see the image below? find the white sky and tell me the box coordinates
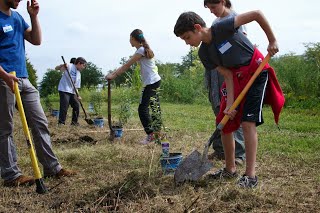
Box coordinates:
[16,0,320,82]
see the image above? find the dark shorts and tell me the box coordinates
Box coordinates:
[242,70,268,126]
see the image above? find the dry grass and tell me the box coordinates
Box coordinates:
[0,105,319,213]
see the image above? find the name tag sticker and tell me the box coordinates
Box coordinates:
[3,25,13,33]
[218,41,232,54]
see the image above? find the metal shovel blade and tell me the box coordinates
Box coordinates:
[174,130,219,184]
[174,146,213,184]
[85,118,94,125]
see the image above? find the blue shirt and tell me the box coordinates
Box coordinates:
[0,10,29,77]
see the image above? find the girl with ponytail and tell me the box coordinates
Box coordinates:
[106,29,162,144]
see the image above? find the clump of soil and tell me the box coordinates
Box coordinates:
[79,135,97,144]
[53,135,97,145]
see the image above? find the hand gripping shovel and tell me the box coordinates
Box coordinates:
[107,79,115,141]
[61,56,94,125]
[11,72,47,194]
[174,54,271,184]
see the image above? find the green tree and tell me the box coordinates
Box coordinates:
[177,47,199,75]
[81,62,104,88]
[26,57,38,88]
[110,57,137,87]
[159,48,206,103]
[304,42,320,97]
[39,69,62,97]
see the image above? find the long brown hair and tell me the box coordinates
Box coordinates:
[204,0,232,9]
[130,29,154,59]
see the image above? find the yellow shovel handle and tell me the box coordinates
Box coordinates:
[10,71,42,179]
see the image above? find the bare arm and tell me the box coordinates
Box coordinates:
[234,10,278,56]
[216,66,234,112]
[55,64,67,71]
[24,0,41,45]
[106,53,142,80]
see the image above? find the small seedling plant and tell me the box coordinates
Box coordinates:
[150,88,166,145]
[90,91,104,119]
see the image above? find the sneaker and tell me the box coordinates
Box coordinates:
[3,175,35,187]
[140,133,155,145]
[237,175,258,188]
[208,151,225,160]
[208,168,238,180]
[44,168,77,179]
[58,121,65,125]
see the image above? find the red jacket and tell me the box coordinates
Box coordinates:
[216,49,285,134]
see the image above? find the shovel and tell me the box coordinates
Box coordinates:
[11,72,48,194]
[107,79,115,141]
[61,56,94,125]
[174,54,271,184]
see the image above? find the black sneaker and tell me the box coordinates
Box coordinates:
[208,168,238,180]
[237,175,258,188]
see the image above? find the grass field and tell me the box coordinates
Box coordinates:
[0,103,319,212]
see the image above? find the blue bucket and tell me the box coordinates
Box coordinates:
[51,109,59,118]
[114,127,123,138]
[94,118,104,128]
[160,153,183,175]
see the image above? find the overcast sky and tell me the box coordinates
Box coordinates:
[16,0,320,82]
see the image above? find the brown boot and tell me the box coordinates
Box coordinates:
[44,168,77,179]
[56,168,77,178]
[4,175,35,187]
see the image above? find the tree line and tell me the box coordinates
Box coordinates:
[26,42,320,108]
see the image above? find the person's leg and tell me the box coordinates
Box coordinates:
[221,132,236,173]
[210,106,225,158]
[58,91,70,125]
[242,122,257,177]
[237,70,268,187]
[138,81,161,135]
[233,126,246,161]
[0,80,22,181]
[210,69,225,156]
[149,81,162,132]
[138,87,152,135]
[69,94,80,125]
[209,132,238,179]
[20,79,62,176]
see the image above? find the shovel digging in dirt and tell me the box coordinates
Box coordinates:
[174,54,271,184]
[11,72,47,194]
[61,56,94,125]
